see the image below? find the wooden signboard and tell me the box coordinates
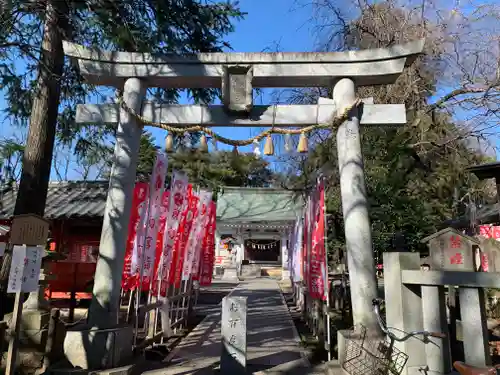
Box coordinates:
[422,228,480,272]
[10,214,49,246]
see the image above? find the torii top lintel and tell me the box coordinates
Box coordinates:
[62,39,425,89]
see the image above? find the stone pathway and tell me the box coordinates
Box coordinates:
[142,278,319,375]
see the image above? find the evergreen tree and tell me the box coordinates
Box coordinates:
[0,138,24,184]
[282,2,496,265]
[0,0,244,317]
[134,131,275,189]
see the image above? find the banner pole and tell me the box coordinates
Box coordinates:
[134,197,151,347]
[321,176,332,360]
[134,152,167,347]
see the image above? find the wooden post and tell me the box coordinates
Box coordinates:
[5,291,24,375]
[69,263,78,322]
[126,290,135,323]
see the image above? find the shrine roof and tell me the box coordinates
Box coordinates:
[442,202,500,229]
[421,227,479,244]
[216,186,303,223]
[0,181,109,220]
[466,161,500,180]
[0,182,304,223]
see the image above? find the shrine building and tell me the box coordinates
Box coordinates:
[0,182,303,298]
[215,187,303,278]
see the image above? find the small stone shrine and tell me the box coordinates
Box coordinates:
[421,227,480,272]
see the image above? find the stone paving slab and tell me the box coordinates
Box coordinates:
[142,278,313,375]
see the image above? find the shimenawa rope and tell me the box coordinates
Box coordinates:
[116,96,362,147]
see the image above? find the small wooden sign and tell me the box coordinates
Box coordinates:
[10,214,50,246]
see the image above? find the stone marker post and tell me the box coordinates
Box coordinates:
[382,252,426,375]
[423,228,488,369]
[333,78,379,334]
[421,277,452,375]
[221,296,247,374]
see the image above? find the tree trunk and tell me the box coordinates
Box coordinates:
[0,0,69,319]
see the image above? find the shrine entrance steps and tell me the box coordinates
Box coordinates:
[142,279,321,374]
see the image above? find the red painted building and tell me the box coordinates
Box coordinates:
[0,181,108,299]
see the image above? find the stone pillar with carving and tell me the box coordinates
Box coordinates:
[63,78,147,370]
[334,78,379,334]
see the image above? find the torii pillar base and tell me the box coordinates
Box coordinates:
[63,324,134,370]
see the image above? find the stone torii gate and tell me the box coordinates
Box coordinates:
[62,40,424,366]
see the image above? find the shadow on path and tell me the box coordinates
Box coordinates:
[142,279,328,374]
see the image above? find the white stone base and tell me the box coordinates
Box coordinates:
[63,325,134,370]
[337,330,351,366]
[221,267,238,281]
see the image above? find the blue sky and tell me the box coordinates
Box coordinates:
[147,0,316,155]
[1,0,496,180]
[0,0,316,180]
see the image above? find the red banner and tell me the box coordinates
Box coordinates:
[185,192,213,281]
[138,152,168,290]
[169,193,199,288]
[198,201,216,285]
[308,181,326,300]
[302,200,309,287]
[151,191,170,294]
[157,173,189,296]
[122,182,149,291]
[480,225,500,240]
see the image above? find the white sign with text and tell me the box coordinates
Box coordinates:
[7,245,43,293]
[22,246,43,292]
[7,245,26,293]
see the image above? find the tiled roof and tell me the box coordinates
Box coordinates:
[0,182,304,223]
[216,187,303,223]
[0,181,109,219]
[442,202,500,228]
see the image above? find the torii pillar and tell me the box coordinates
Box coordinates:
[63,40,424,368]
